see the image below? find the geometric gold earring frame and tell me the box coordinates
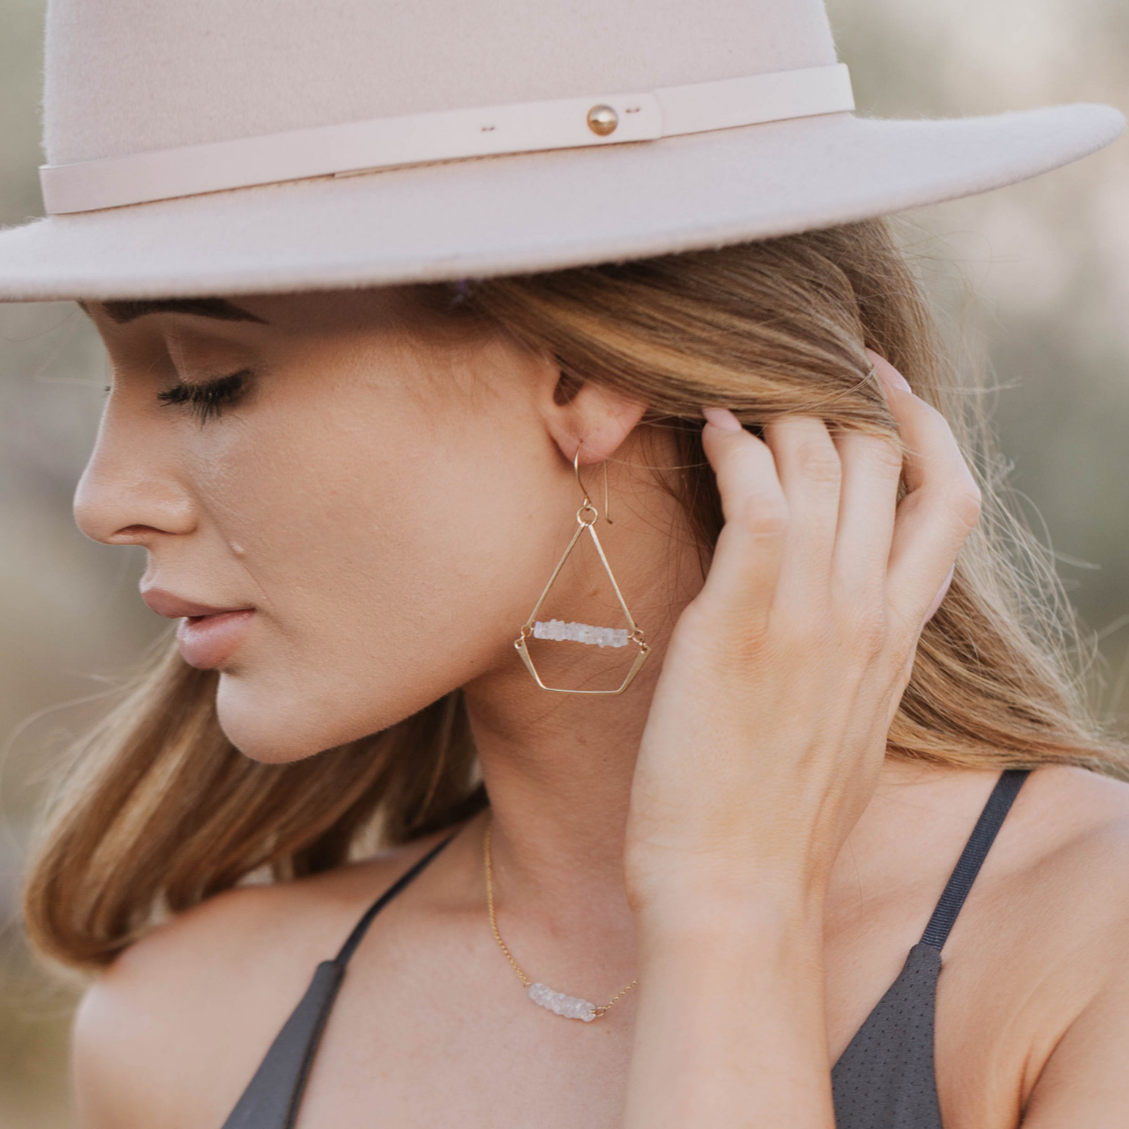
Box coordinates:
[514,444,650,695]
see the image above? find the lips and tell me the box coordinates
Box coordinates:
[141,588,252,619]
[142,587,256,669]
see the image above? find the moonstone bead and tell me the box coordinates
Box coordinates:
[528,982,597,1022]
[532,619,629,648]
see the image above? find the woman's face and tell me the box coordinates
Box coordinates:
[76,289,679,762]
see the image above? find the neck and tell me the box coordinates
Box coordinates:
[464,609,675,919]
[460,660,666,996]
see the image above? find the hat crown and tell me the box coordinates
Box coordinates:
[44,0,838,165]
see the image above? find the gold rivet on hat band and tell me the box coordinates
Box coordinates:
[587,104,619,136]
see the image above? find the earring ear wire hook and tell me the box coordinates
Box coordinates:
[573,443,590,506]
[573,441,613,524]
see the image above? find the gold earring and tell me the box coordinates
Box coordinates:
[514,444,650,695]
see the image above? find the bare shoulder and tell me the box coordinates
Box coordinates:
[988,765,1129,1012]
[1000,765,1129,924]
[1003,768,1129,1120]
[72,834,452,1129]
[1015,764,1129,875]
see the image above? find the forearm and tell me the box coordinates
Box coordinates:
[622,894,834,1129]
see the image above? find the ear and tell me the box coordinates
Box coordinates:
[538,362,650,466]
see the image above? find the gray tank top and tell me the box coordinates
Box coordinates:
[220,769,1029,1129]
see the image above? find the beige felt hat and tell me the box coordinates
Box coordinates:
[0,0,1124,302]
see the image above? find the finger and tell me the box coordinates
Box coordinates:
[924,564,955,624]
[698,410,788,633]
[760,415,842,586]
[830,428,903,601]
[872,360,982,626]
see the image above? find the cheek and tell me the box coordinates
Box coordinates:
[191,393,548,760]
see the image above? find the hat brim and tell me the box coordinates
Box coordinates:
[0,104,1123,302]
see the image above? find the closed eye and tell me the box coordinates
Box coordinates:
[157,370,251,422]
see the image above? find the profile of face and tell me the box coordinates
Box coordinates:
[76,289,693,762]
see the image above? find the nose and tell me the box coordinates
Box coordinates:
[73,401,197,546]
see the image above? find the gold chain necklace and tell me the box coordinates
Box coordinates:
[483,820,637,1022]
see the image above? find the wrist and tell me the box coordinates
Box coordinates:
[627,850,830,925]
[630,881,826,953]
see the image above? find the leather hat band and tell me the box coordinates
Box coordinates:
[39,63,854,215]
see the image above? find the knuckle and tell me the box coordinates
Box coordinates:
[948,480,983,531]
[718,440,771,490]
[738,492,789,537]
[728,612,775,657]
[796,442,842,484]
[869,437,904,476]
[916,399,948,428]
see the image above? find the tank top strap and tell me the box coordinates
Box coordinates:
[918,768,1030,951]
[333,831,459,966]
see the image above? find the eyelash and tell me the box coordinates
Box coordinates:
[157,370,251,422]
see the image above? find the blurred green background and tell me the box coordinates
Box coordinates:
[1,0,1127,1124]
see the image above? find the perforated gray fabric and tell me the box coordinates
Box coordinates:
[831,943,942,1128]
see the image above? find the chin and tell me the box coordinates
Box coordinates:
[212,669,414,763]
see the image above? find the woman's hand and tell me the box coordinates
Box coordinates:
[625,350,981,914]
[620,353,981,1128]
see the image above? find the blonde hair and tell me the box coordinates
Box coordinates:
[24,217,1127,970]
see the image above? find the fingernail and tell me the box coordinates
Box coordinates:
[702,407,743,432]
[873,361,911,392]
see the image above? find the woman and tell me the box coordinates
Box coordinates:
[4,0,1129,1126]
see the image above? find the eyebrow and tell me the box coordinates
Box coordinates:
[92,298,268,324]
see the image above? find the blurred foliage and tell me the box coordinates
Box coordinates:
[0,0,1127,1125]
